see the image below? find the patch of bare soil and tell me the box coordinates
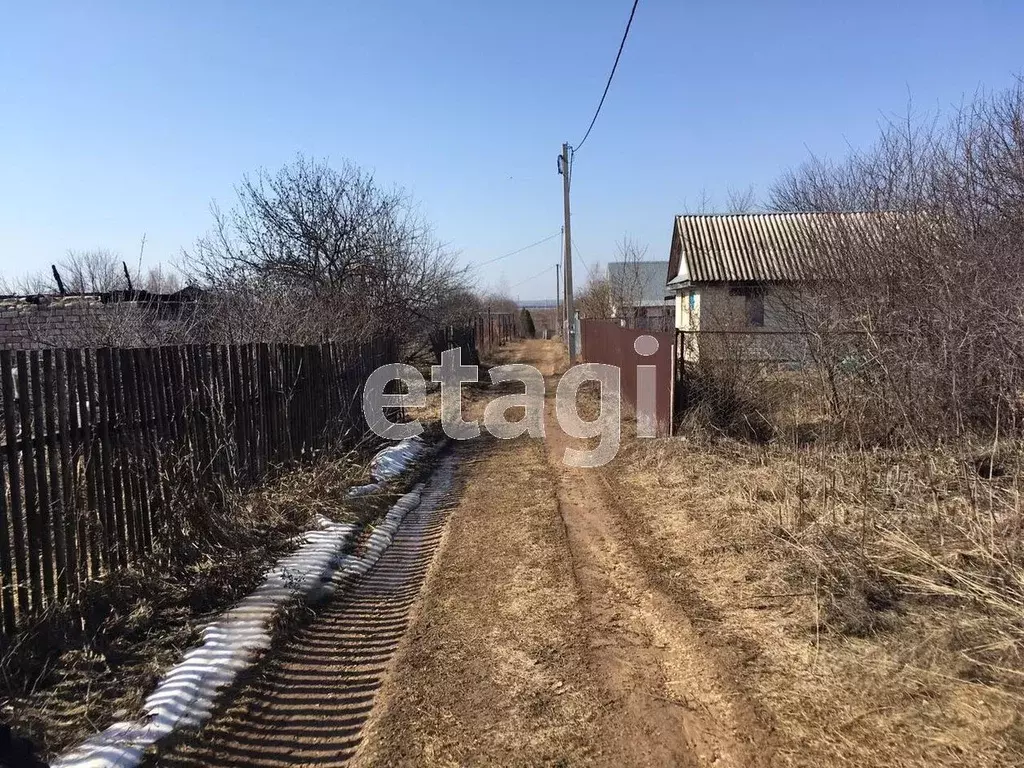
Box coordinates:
[543,380,774,767]
[354,435,605,767]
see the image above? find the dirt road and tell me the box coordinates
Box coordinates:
[355,340,771,767]
[154,340,771,767]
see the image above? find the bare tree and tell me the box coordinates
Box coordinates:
[57,249,124,293]
[0,271,50,295]
[726,185,759,213]
[0,249,127,295]
[183,155,468,348]
[575,264,613,318]
[608,236,650,321]
[767,78,1024,442]
[142,265,183,293]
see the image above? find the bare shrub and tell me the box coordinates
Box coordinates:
[184,155,469,352]
[575,266,612,318]
[679,334,780,444]
[608,236,649,321]
[55,249,125,293]
[770,79,1024,445]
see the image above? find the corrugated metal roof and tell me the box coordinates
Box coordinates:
[669,212,885,285]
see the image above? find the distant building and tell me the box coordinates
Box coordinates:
[607,260,674,331]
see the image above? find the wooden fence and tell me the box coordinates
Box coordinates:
[430,312,520,363]
[0,338,397,634]
[473,312,519,354]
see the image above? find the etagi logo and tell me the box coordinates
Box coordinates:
[362,336,664,468]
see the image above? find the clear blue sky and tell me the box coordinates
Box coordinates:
[2,1,1023,300]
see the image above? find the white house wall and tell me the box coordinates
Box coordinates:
[675,289,701,332]
[676,284,810,365]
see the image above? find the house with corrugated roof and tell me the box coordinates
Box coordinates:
[667,211,879,331]
[667,211,886,360]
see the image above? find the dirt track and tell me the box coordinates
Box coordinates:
[153,340,769,767]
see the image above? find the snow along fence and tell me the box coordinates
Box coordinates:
[52,436,435,768]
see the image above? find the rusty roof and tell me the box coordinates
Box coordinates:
[667,211,887,285]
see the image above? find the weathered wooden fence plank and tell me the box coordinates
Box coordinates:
[54,350,78,598]
[16,352,44,613]
[0,350,25,627]
[95,349,121,568]
[77,350,102,578]
[0,333,442,634]
[29,352,56,600]
[42,351,68,601]
[0,444,16,633]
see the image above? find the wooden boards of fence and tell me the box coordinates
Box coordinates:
[430,313,520,363]
[0,340,396,634]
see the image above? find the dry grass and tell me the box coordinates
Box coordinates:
[0,442,413,760]
[613,433,1024,766]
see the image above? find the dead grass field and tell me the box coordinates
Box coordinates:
[611,435,1024,766]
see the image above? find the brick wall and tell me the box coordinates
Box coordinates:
[0,296,202,349]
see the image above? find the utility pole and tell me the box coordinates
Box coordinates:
[555,261,561,338]
[559,143,577,362]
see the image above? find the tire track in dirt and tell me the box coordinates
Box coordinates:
[149,456,458,767]
[356,339,771,766]
[542,364,775,767]
[352,434,606,767]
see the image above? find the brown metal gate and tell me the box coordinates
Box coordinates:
[578,319,675,437]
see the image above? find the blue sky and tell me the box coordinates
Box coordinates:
[1,1,1023,300]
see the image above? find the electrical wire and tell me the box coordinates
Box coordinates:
[509,263,556,290]
[473,232,562,268]
[573,0,641,152]
[571,237,589,272]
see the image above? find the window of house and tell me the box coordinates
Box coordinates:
[746,291,765,326]
[729,285,765,327]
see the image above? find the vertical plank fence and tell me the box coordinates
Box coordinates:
[0,338,397,634]
[430,312,520,363]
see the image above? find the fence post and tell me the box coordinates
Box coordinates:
[1,351,29,625]
[0,335,416,634]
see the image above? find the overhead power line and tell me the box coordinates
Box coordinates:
[571,237,589,272]
[474,232,562,268]
[573,0,641,153]
[510,263,556,290]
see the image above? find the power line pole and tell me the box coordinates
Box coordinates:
[555,261,561,338]
[559,143,576,362]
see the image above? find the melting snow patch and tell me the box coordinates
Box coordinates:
[371,435,428,481]
[318,484,425,600]
[346,435,429,498]
[53,515,357,768]
[54,438,436,768]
